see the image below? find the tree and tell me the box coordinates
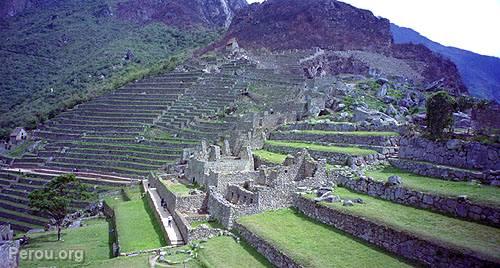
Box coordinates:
[29,174,91,241]
[426,91,457,140]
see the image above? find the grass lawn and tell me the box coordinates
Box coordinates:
[287,130,400,137]
[162,180,201,196]
[238,208,412,268]
[82,255,152,268]
[265,140,377,156]
[106,187,167,253]
[197,236,272,268]
[21,218,111,268]
[315,188,500,260]
[253,149,288,164]
[366,166,500,207]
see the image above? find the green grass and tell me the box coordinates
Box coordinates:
[107,187,167,252]
[365,166,500,207]
[0,0,220,138]
[21,218,111,268]
[163,181,202,196]
[197,236,273,268]
[265,140,377,156]
[253,149,288,164]
[238,209,412,267]
[82,255,151,268]
[4,141,34,158]
[314,188,500,260]
[287,130,399,137]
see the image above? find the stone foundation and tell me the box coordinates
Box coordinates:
[294,195,498,267]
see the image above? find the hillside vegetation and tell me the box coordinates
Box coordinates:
[0,0,220,138]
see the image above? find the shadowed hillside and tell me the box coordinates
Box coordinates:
[0,0,221,138]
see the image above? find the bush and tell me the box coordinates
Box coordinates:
[426,91,457,140]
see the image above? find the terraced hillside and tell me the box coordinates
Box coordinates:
[0,170,113,232]
[10,69,248,180]
[251,120,500,267]
[258,120,400,168]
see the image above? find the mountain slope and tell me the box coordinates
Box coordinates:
[116,0,247,28]
[0,0,221,138]
[217,0,466,95]
[391,24,500,103]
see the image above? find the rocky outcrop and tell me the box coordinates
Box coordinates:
[218,0,466,95]
[391,43,467,95]
[224,0,393,53]
[116,0,247,28]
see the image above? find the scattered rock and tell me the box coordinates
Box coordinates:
[343,200,354,206]
[446,139,463,150]
[387,175,402,186]
[457,195,468,202]
[353,198,364,204]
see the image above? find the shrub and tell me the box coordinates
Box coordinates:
[426,91,457,140]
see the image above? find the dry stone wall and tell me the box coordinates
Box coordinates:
[233,222,302,268]
[399,136,499,171]
[294,196,498,267]
[338,176,500,227]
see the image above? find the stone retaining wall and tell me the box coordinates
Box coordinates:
[294,196,497,267]
[263,143,384,167]
[102,200,119,256]
[233,222,302,268]
[150,176,206,213]
[207,187,237,229]
[271,131,399,147]
[389,158,495,185]
[143,183,171,245]
[338,176,500,227]
[399,136,499,171]
[0,240,20,268]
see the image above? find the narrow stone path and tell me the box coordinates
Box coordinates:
[144,181,184,246]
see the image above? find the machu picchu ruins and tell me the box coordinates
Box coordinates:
[0,0,499,267]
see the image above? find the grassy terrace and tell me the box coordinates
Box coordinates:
[366,166,500,207]
[238,209,412,267]
[62,152,170,163]
[197,236,272,268]
[69,148,178,158]
[21,218,111,268]
[162,180,201,196]
[4,141,34,158]
[283,130,400,137]
[49,162,152,175]
[105,187,167,252]
[265,140,377,156]
[311,188,500,260]
[54,157,166,169]
[253,149,288,164]
[71,141,184,152]
[81,137,198,145]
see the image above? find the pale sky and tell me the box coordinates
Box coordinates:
[246,0,500,58]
